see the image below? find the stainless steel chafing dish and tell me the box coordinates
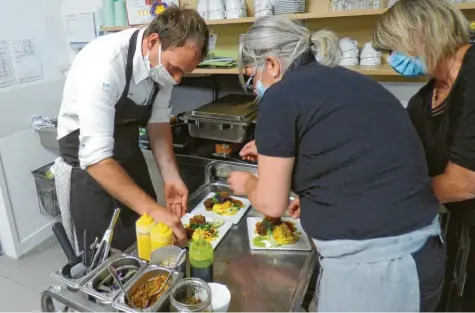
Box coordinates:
[181,94,257,143]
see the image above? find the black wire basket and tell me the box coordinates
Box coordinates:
[32,163,61,218]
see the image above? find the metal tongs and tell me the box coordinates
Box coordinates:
[90,208,121,270]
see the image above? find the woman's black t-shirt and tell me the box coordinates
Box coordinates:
[256,61,439,241]
[407,45,475,221]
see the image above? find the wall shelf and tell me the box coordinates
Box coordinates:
[101,3,475,31]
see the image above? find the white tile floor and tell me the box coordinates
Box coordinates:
[0,238,64,311]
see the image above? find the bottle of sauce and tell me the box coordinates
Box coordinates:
[136,214,155,261]
[189,235,214,283]
[151,222,173,252]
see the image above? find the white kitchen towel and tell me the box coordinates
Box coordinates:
[51,157,79,253]
[32,116,56,130]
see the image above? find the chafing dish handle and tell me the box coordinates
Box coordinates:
[41,286,109,312]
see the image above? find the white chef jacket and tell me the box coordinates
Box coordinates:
[57,28,172,169]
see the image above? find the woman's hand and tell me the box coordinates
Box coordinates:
[240,140,258,162]
[228,171,255,195]
[288,197,300,219]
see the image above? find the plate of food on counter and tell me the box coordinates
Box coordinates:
[247,216,312,251]
[181,213,233,249]
[190,191,251,224]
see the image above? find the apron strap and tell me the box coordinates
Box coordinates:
[120,30,141,99]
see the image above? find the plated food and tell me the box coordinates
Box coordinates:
[247,217,312,251]
[185,214,224,243]
[128,275,169,309]
[255,217,299,246]
[203,192,244,216]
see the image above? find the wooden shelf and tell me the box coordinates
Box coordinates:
[101,3,475,31]
[190,64,399,76]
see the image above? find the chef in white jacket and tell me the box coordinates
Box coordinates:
[54,7,209,251]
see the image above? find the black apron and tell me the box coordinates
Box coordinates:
[409,82,475,312]
[59,30,160,251]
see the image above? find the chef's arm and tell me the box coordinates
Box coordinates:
[245,155,294,217]
[147,123,181,181]
[432,162,475,203]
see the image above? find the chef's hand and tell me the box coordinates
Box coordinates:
[164,179,188,217]
[240,140,258,162]
[150,207,188,246]
[288,197,301,219]
[228,171,254,195]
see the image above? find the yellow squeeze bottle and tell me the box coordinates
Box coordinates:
[151,222,173,251]
[136,214,155,261]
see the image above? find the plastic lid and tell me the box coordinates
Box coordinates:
[136,213,154,227]
[151,222,172,236]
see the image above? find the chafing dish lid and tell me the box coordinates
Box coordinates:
[183,94,257,122]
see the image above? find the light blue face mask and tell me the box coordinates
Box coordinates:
[255,80,267,99]
[387,51,427,77]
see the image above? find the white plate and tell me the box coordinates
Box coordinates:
[181,213,233,250]
[190,192,251,224]
[247,217,312,251]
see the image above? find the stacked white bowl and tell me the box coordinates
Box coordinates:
[339,37,359,66]
[254,0,273,17]
[359,42,382,67]
[273,0,306,14]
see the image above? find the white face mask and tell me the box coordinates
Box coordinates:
[144,44,177,86]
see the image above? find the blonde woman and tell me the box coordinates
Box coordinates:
[374,0,475,310]
[228,15,444,311]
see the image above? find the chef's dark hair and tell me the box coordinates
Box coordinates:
[145,6,209,61]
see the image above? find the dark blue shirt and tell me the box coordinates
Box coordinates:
[255,61,439,240]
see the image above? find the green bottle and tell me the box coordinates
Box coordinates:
[189,235,214,283]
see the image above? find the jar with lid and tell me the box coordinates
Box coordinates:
[169,278,213,312]
[151,222,173,251]
[136,213,155,261]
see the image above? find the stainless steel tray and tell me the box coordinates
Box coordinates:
[112,264,183,312]
[183,94,257,123]
[50,248,121,291]
[80,255,148,303]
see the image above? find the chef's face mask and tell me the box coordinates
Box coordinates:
[249,58,282,101]
[145,44,178,86]
[387,51,427,77]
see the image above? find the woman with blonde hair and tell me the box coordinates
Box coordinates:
[228,14,444,311]
[374,0,475,310]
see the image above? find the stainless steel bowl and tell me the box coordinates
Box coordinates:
[150,245,187,274]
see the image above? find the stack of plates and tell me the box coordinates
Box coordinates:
[272,0,306,14]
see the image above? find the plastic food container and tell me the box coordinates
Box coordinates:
[151,222,173,251]
[136,214,155,261]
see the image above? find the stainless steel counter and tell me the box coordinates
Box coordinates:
[41,161,317,312]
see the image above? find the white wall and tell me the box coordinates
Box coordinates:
[0,0,70,258]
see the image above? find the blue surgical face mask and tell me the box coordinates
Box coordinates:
[387,51,427,77]
[255,80,267,99]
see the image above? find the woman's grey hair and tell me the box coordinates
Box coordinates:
[238,15,341,89]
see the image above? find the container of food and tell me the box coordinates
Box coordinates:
[80,255,147,303]
[169,278,213,312]
[181,94,257,143]
[150,245,187,275]
[112,264,183,312]
[50,248,121,291]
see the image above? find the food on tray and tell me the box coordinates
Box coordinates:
[128,275,169,309]
[160,259,175,268]
[255,217,299,245]
[203,192,244,216]
[185,214,224,243]
[95,266,138,293]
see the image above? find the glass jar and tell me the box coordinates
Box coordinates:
[169,278,213,312]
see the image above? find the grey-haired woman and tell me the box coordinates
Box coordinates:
[227,15,445,311]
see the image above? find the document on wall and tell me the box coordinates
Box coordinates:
[12,38,43,84]
[0,40,16,88]
[64,12,96,44]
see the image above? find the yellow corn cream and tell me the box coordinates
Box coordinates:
[136,214,155,261]
[151,222,173,251]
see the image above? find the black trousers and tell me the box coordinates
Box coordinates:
[70,151,156,252]
[303,235,446,312]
